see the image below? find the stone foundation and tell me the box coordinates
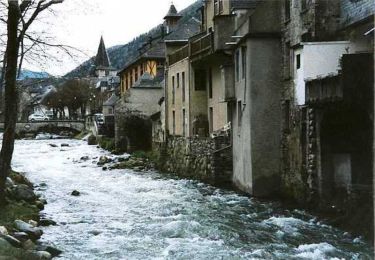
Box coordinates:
[158,135,232,185]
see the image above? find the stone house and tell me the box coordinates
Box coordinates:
[280,0,374,206]
[228,1,282,197]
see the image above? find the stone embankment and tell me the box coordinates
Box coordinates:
[0,171,61,259]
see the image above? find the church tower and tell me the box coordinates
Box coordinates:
[94,36,112,78]
[164,3,182,34]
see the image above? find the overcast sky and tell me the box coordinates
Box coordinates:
[24,0,196,76]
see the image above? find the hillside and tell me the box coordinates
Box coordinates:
[65,0,202,79]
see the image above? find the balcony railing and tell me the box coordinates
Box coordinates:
[168,45,189,66]
[190,32,213,57]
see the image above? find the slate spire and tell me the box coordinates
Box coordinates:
[95,36,111,68]
[164,3,182,19]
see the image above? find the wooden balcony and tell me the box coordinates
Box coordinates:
[168,45,189,66]
[190,32,213,58]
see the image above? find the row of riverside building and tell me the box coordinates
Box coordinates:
[93,0,374,239]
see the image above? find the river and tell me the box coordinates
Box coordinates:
[9,138,373,259]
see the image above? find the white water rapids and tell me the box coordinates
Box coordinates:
[8,138,373,259]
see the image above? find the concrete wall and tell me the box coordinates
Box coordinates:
[232,38,282,197]
[122,88,163,117]
[294,41,353,105]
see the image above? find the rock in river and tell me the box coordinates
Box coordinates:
[71,190,80,196]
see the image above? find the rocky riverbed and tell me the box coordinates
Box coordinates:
[0,171,61,259]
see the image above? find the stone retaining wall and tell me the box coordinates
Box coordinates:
[158,135,232,185]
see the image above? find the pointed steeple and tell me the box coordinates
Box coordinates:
[164,3,182,33]
[164,3,182,19]
[95,36,111,68]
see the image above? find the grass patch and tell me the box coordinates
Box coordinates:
[99,137,115,152]
[0,202,39,230]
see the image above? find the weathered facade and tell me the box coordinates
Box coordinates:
[280,0,374,238]
[230,1,282,197]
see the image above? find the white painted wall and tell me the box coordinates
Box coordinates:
[294,41,355,105]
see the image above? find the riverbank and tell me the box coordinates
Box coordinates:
[0,170,61,259]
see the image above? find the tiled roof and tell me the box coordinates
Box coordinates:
[103,94,119,106]
[118,41,165,74]
[165,17,201,41]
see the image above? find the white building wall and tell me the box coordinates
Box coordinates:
[294,41,357,105]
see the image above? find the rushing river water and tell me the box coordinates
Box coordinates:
[9,138,374,259]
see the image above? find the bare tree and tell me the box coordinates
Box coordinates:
[0,0,65,206]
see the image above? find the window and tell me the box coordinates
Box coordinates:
[296,54,301,70]
[177,73,180,88]
[214,0,223,15]
[235,50,240,82]
[135,69,138,82]
[172,76,175,104]
[285,0,290,21]
[182,72,186,102]
[209,107,213,133]
[194,69,206,91]
[241,46,247,79]
[182,109,186,136]
[172,111,176,135]
[108,108,113,115]
[237,101,242,134]
[208,68,213,99]
[301,0,307,10]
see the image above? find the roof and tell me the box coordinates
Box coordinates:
[103,94,119,106]
[118,41,165,74]
[132,72,163,89]
[95,36,111,68]
[164,4,182,19]
[164,17,201,41]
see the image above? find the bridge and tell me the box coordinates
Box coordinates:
[0,120,86,135]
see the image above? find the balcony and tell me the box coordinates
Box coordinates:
[190,32,213,58]
[168,45,189,66]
